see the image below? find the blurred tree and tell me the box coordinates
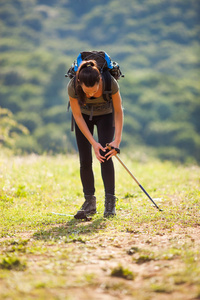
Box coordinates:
[190,100,200,133]
[143,121,188,146]
[3,70,25,85]
[0,5,18,26]
[15,135,41,154]
[15,112,43,133]
[43,63,66,108]
[0,107,29,148]
[34,123,69,153]
[23,15,43,32]
[43,105,69,124]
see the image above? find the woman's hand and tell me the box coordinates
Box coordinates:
[92,142,106,163]
[105,141,119,160]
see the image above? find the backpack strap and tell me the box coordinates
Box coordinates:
[67,101,75,132]
[101,70,112,102]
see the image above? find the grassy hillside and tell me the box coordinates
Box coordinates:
[0,0,200,162]
[0,153,200,299]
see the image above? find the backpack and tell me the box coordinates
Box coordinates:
[65,51,124,131]
[65,50,124,102]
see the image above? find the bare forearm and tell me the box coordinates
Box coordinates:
[74,115,96,146]
[114,110,123,146]
[69,96,106,162]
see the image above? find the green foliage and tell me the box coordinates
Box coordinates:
[15,111,43,132]
[111,264,135,280]
[43,105,69,124]
[0,0,199,162]
[15,135,41,154]
[23,14,43,32]
[34,123,72,153]
[0,255,26,271]
[0,107,29,148]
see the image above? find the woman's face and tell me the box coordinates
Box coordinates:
[81,82,99,97]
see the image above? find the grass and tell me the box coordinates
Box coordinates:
[0,151,200,299]
[0,255,27,271]
[111,264,135,280]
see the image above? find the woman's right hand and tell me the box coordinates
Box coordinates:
[92,142,106,163]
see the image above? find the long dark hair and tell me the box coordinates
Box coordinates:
[75,60,101,106]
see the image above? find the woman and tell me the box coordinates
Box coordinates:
[67,59,123,218]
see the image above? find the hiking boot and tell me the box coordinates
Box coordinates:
[104,194,116,218]
[74,195,96,219]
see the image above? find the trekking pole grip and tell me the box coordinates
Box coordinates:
[106,143,120,154]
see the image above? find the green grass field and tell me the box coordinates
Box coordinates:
[0,152,200,300]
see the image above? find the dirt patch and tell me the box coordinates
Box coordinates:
[54,223,200,299]
[1,223,200,300]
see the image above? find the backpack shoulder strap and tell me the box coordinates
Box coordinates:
[101,70,112,102]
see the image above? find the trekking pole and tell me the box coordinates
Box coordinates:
[106,144,163,212]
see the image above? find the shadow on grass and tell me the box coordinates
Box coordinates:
[32,216,107,241]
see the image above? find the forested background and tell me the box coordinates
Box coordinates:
[0,0,200,163]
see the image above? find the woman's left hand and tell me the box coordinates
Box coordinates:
[104,142,119,160]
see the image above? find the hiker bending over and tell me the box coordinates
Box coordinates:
[67,60,123,218]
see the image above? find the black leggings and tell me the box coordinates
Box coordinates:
[75,113,115,197]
